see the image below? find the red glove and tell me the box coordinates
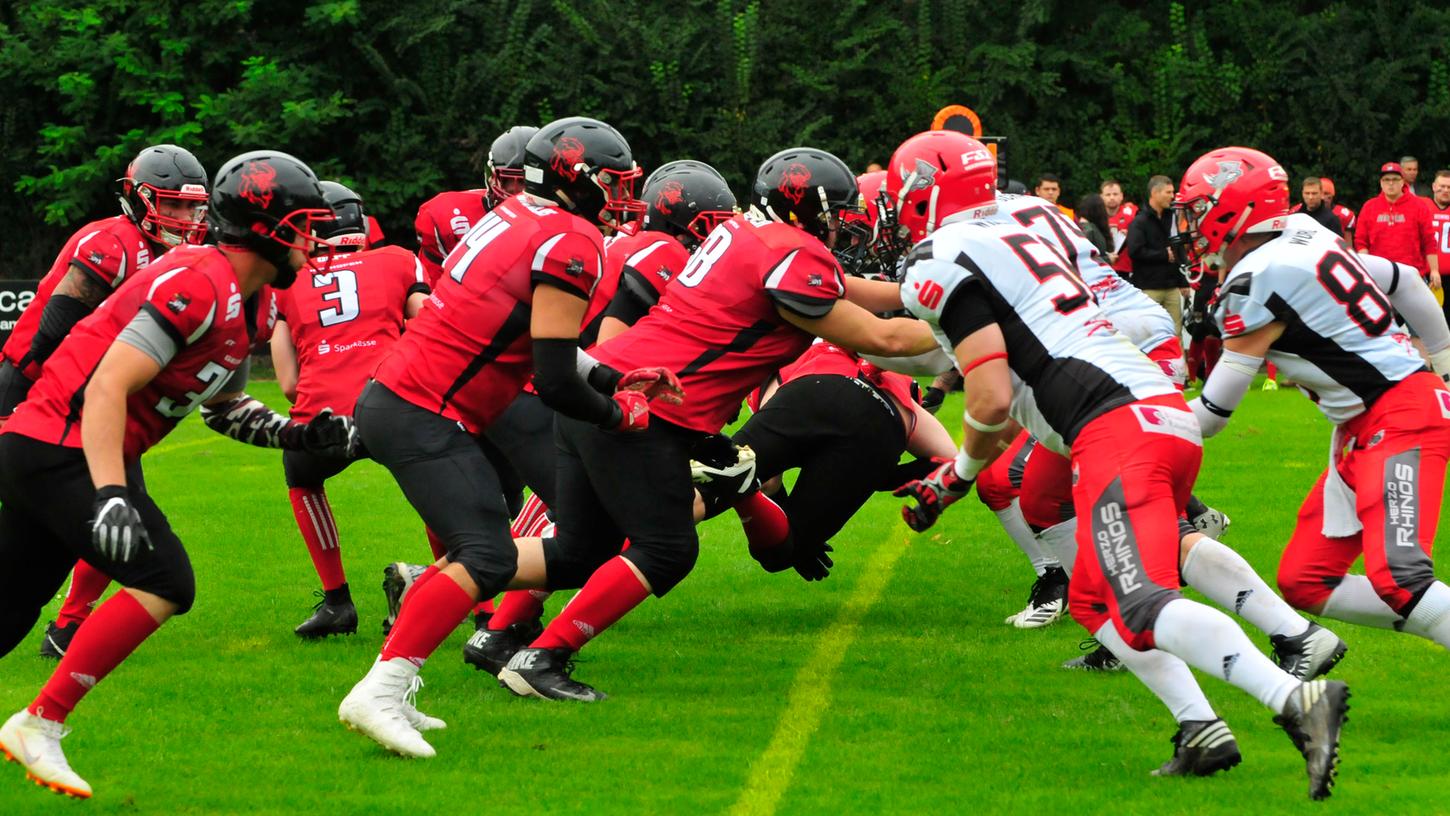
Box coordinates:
[612,390,651,431]
[618,367,686,406]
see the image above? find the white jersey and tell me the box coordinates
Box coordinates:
[1215,213,1426,424]
[901,217,1178,454]
[983,194,1178,353]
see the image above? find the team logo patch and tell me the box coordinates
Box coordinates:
[654,180,685,215]
[237,161,278,209]
[565,258,585,277]
[778,163,812,205]
[807,272,823,287]
[166,293,190,314]
[550,137,587,182]
[88,250,106,266]
[1130,404,1202,444]
[1202,160,1243,193]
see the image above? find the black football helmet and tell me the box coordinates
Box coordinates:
[640,160,738,249]
[318,181,367,254]
[118,144,209,248]
[208,151,334,288]
[523,117,644,228]
[487,125,538,208]
[751,147,864,244]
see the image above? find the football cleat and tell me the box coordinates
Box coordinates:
[381,562,429,636]
[0,710,92,799]
[463,620,544,677]
[1006,566,1068,629]
[399,675,445,732]
[37,621,78,660]
[338,658,436,758]
[1271,621,1348,681]
[498,647,607,702]
[1189,506,1232,540]
[1274,680,1350,800]
[1152,718,1242,777]
[295,594,358,639]
[690,442,757,493]
[1063,639,1124,672]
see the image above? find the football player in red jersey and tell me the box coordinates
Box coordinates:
[1,145,211,661]
[269,181,431,639]
[0,152,356,798]
[493,147,936,704]
[887,132,1349,796]
[336,117,684,758]
[413,125,537,284]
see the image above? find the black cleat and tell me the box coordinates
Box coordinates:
[462,620,544,677]
[381,563,428,636]
[1063,638,1123,671]
[37,621,79,660]
[498,647,607,702]
[1007,566,1068,628]
[295,591,358,639]
[1271,622,1348,681]
[1274,680,1351,800]
[1152,718,1242,777]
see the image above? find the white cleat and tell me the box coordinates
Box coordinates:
[400,676,446,732]
[338,658,437,758]
[1011,597,1066,629]
[0,709,92,799]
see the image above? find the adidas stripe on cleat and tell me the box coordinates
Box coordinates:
[1274,679,1351,800]
[1006,566,1068,629]
[1152,718,1242,777]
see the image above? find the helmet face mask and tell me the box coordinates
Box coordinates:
[1174,147,1291,272]
[209,151,333,289]
[486,125,538,208]
[752,147,860,244]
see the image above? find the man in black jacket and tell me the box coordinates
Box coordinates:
[1125,174,1186,335]
[1290,176,1342,236]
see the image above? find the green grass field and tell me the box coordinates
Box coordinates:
[1,381,1446,814]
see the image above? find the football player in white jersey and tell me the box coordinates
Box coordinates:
[885,130,1349,798]
[1180,147,1450,653]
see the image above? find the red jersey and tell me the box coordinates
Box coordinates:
[581,229,689,348]
[1356,193,1433,274]
[375,196,603,434]
[413,190,489,285]
[750,341,918,434]
[1427,199,1450,275]
[279,246,426,422]
[4,246,254,461]
[592,213,846,434]
[1109,201,1138,275]
[3,215,156,380]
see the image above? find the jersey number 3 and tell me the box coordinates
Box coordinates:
[315,270,360,327]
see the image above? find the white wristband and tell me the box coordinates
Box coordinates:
[954,450,987,480]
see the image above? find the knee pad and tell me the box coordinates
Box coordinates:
[620,536,700,596]
[452,537,520,597]
[975,463,1016,512]
[543,535,620,591]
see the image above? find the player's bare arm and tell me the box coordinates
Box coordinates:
[953,322,1017,466]
[778,298,935,357]
[269,318,300,402]
[843,275,907,313]
[81,340,162,489]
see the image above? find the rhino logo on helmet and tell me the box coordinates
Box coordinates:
[551,137,588,183]
[778,163,812,205]
[1202,161,1244,194]
[655,180,686,215]
[901,158,939,193]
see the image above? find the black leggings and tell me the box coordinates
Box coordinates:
[0,434,192,657]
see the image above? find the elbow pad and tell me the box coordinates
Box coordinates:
[202,395,302,449]
[535,338,619,427]
[1190,349,1261,437]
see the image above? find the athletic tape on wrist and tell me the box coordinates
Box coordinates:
[954,450,987,480]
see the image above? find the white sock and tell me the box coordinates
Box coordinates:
[994,500,1057,575]
[1038,519,1078,577]
[1181,536,1308,638]
[1096,623,1216,722]
[1321,575,1402,629]
[1153,598,1299,714]
[1403,581,1450,650]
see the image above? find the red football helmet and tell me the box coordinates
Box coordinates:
[884,131,998,243]
[1173,147,1291,269]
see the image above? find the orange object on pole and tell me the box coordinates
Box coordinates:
[931,105,982,138]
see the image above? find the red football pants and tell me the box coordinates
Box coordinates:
[976,430,1033,512]
[1278,372,1450,615]
[1018,444,1074,531]
[1067,395,1202,650]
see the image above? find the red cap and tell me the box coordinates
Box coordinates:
[1319,177,1336,196]
[1380,162,1404,177]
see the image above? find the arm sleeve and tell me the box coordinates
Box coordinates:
[26,291,95,367]
[533,337,620,427]
[762,245,846,319]
[530,230,603,301]
[603,265,665,326]
[1189,349,1261,437]
[115,307,181,368]
[1364,256,1450,353]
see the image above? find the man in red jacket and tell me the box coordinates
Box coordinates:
[1357,162,1437,287]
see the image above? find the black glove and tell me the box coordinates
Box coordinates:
[920,386,946,415]
[90,485,152,563]
[299,408,360,459]
[793,541,834,582]
[893,459,974,532]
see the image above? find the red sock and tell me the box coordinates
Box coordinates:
[289,487,345,590]
[55,561,112,628]
[380,571,475,665]
[532,557,650,652]
[425,528,448,561]
[30,591,161,723]
[488,589,550,630]
[399,565,441,611]
[736,492,791,557]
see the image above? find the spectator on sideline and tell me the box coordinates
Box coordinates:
[1428,169,1450,321]
[1034,173,1073,218]
[1124,174,1186,334]
[1402,155,1429,197]
[1075,193,1114,257]
[1290,176,1342,235]
[1102,179,1137,276]
[1357,162,1437,287]
[864,162,883,173]
[1321,177,1356,243]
